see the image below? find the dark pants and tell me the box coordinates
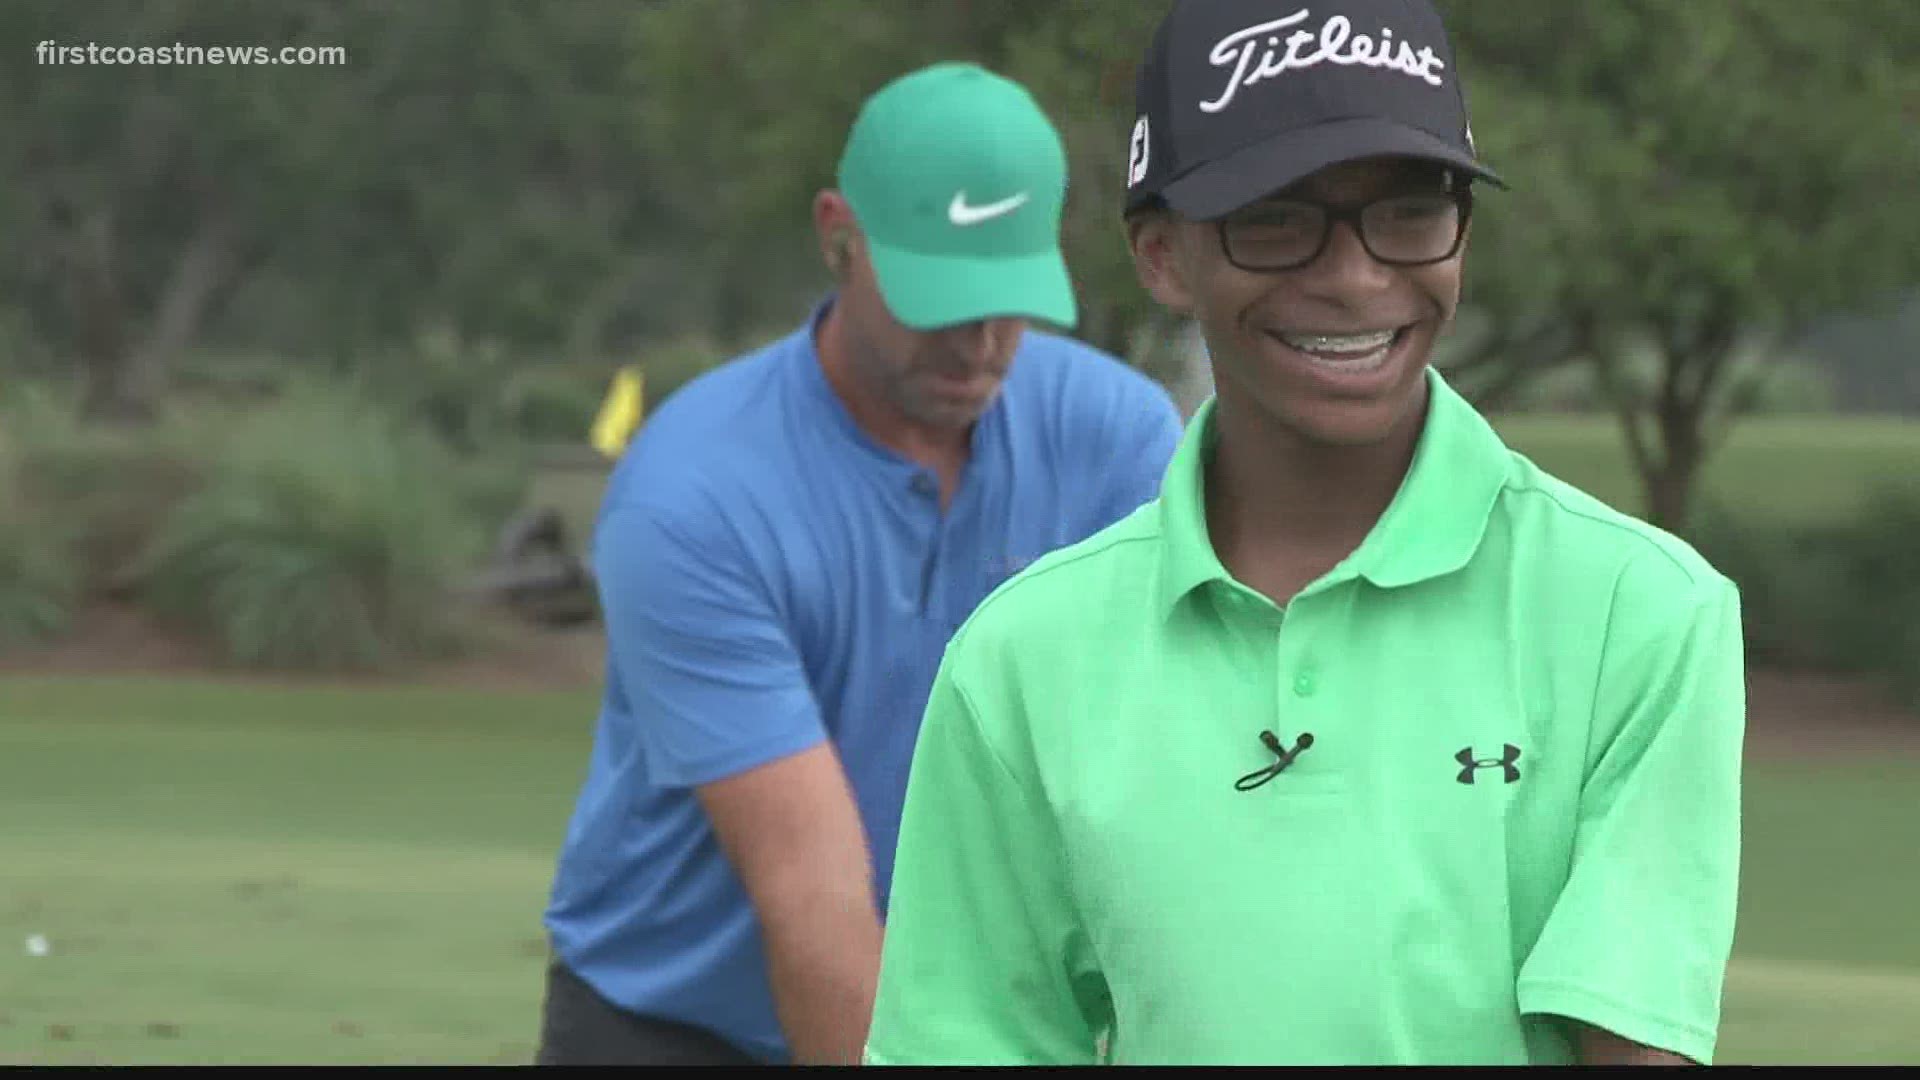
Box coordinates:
[535,957,760,1066]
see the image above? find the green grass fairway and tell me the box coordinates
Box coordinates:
[0,677,597,1066]
[2,676,1916,1064]
[1490,415,1920,530]
[1722,759,1920,1065]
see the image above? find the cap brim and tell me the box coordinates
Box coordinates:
[864,241,1079,332]
[1161,117,1507,221]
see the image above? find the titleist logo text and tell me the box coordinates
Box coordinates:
[1201,9,1446,114]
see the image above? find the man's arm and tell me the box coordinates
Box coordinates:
[1575,1022,1695,1066]
[594,498,883,1064]
[697,744,881,1065]
[1516,559,1746,1065]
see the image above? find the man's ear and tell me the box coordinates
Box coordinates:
[812,189,861,280]
[1127,209,1197,316]
[827,229,854,279]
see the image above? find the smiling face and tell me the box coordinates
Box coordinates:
[1130,156,1470,449]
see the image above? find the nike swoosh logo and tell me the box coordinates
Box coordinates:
[948,190,1030,226]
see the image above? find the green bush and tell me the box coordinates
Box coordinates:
[0,504,81,650]
[172,348,307,406]
[0,381,201,601]
[501,365,610,444]
[349,327,658,450]
[1694,486,1920,709]
[1692,500,1826,668]
[1821,487,1920,709]
[0,435,82,649]
[348,326,520,454]
[447,446,537,540]
[135,383,499,673]
[632,333,728,417]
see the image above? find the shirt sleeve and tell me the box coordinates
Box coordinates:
[592,496,826,788]
[864,656,1110,1065]
[1516,562,1747,1064]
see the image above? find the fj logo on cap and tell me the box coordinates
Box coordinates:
[1201,9,1448,115]
[1127,115,1151,187]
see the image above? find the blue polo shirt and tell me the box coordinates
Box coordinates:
[542,298,1185,1063]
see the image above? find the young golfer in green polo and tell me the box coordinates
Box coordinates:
[864,0,1745,1066]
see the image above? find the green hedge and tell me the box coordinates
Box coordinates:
[2,386,202,600]
[1694,486,1920,709]
[133,382,503,672]
[2,377,533,674]
[0,434,82,650]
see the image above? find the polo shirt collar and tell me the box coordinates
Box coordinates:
[1156,365,1512,615]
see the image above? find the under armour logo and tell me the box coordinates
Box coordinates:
[1455,744,1521,785]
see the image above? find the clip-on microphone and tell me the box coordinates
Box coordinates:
[1234,730,1314,791]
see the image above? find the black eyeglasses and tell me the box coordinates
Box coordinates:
[1217,189,1473,273]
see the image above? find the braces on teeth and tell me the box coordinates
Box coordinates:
[1297,332,1393,351]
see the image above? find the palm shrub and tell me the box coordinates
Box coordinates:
[0,382,200,602]
[136,381,498,672]
[0,425,82,649]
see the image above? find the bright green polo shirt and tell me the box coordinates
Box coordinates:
[864,368,1745,1066]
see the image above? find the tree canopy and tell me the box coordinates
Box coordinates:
[7,0,1917,532]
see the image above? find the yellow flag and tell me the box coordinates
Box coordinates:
[589,366,646,459]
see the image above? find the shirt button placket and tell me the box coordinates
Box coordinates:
[909,471,941,616]
[1276,601,1317,716]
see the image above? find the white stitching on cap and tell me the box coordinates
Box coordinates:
[1127,115,1151,187]
[1200,9,1448,114]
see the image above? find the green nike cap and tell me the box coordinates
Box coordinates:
[837,62,1079,331]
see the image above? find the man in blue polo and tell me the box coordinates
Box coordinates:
[867,0,1746,1067]
[535,62,1185,1065]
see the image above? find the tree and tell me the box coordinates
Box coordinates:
[4,0,669,424]
[632,0,1165,359]
[6,2,323,421]
[1446,0,1920,531]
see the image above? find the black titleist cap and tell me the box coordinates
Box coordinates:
[1124,0,1505,220]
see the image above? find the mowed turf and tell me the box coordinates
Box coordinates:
[1489,414,1920,530]
[531,415,1920,544]
[1726,758,1920,1065]
[3,676,1917,1064]
[0,677,599,1066]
